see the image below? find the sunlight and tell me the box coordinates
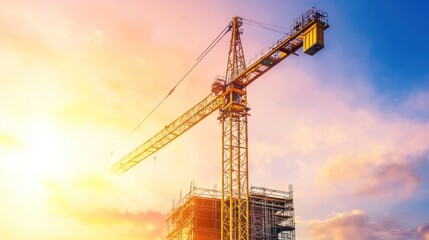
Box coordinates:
[22,115,68,179]
[3,115,72,209]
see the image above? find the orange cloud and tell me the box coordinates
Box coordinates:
[316,110,429,199]
[354,162,421,197]
[67,207,165,239]
[45,174,166,239]
[319,154,423,198]
[307,210,422,240]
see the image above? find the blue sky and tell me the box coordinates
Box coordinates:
[322,1,429,97]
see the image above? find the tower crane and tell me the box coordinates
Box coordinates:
[111,7,328,240]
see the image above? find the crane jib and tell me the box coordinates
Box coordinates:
[110,7,328,176]
[111,93,223,174]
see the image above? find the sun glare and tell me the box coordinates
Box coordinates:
[21,116,68,179]
[4,115,72,208]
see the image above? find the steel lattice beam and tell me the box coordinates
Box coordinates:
[111,93,222,174]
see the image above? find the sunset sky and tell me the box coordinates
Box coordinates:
[1,1,429,239]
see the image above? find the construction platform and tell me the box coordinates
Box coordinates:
[167,183,295,240]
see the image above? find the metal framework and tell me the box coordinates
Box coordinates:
[167,184,295,240]
[111,93,222,174]
[220,16,250,240]
[167,182,221,240]
[111,7,328,240]
[249,186,295,240]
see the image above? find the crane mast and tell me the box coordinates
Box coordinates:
[111,7,329,240]
[220,16,250,240]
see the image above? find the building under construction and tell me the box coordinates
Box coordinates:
[167,183,295,240]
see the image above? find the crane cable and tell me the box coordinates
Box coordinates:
[241,18,288,35]
[110,23,231,156]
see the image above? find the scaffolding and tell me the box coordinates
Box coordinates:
[167,182,221,240]
[167,183,295,240]
[249,186,295,240]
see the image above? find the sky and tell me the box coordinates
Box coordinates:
[1,0,429,239]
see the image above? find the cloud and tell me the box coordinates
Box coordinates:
[354,162,421,197]
[319,154,424,198]
[417,224,429,240]
[69,207,165,239]
[244,60,429,203]
[90,30,105,45]
[402,89,429,115]
[314,91,429,199]
[306,210,422,240]
[45,174,166,239]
